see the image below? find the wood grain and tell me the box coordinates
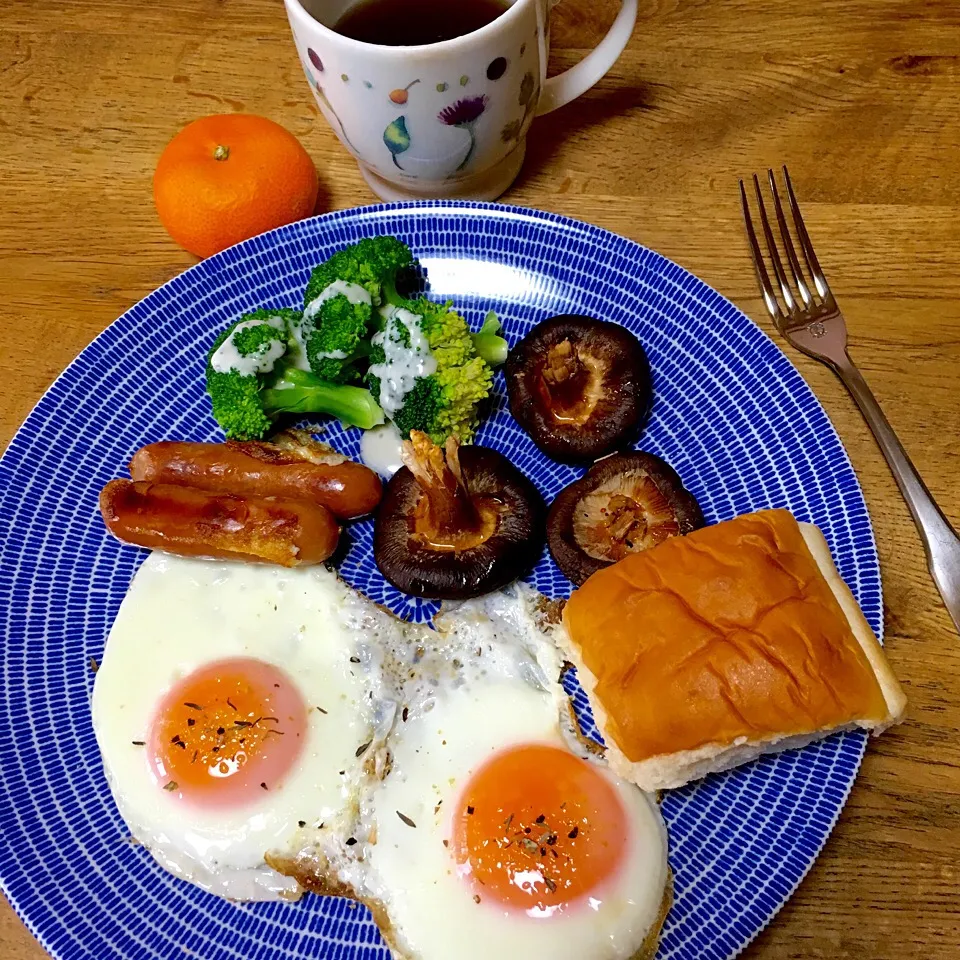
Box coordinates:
[1,0,958,957]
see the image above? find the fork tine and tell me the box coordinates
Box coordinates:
[782,165,831,300]
[752,174,797,315]
[739,179,785,324]
[767,169,813,308]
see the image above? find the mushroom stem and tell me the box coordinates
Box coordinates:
[400,430,480,535]
[401,432,484,542]
[542,339,583,388]
[538,340,601,423]
[604,494,649,550]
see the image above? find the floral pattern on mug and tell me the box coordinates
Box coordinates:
[389,80,420,105]
[383,116,411,169]
[438,95,488,170]
[438,96,487,125]
[286,0,637,197]
[500,72,539,146]
[518,71,536,106]
[313,80,359,153]
[500,119,522,143]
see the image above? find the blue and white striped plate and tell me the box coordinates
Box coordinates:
[0,202,878,960]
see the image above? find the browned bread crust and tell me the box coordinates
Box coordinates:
[558,510,907,791]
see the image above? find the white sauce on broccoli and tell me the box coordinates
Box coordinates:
[287,327,350,373]
[303,280,373,320]
[286,280,374,372]
[286,317,313,372]
[209,317,287,377]
[368,305,437,416]
[360,422,406,479]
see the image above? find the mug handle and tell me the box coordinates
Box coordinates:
[535,0,638,116]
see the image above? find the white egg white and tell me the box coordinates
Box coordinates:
[93,553,389,901]
[362,681,669,960]
[314,586,672,960]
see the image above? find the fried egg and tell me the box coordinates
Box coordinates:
[285,587,672,960]
[93,553,391,901]
[95,554,671,955]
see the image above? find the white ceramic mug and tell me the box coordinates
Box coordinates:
[284,0,638,201]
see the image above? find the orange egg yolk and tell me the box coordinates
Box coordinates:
[452,744,629,914]
[148,657,307,808]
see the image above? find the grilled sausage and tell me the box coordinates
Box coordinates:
[129,439,381,520]
[99,480,339,567]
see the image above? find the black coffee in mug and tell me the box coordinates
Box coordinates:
[333,0,511,46]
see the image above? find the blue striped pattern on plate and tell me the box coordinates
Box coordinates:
[0,202,879,960]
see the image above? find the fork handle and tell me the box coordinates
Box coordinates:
[834,353,960,633]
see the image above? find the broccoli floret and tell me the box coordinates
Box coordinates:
[205,309,384,440]
[366,298,494,445]
[205,310,295,440]
[206,366,276,441]
[299,237,415,383]
[305,236,414,303]
[390,377,443,438]
[229,317,287,357]
[304,295,370,383]
[418,300,494,443]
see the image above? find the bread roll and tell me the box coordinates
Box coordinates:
[556,509,906,791]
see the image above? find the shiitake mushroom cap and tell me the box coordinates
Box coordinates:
[374,445,545,600]
[547,451,704,585]
[505,315,652,464]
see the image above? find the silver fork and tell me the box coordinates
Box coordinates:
[740,165,960,634]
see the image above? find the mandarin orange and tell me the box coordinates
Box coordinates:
[154,114,319,259]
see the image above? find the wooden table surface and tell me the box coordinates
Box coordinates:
[2,0,959,957]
